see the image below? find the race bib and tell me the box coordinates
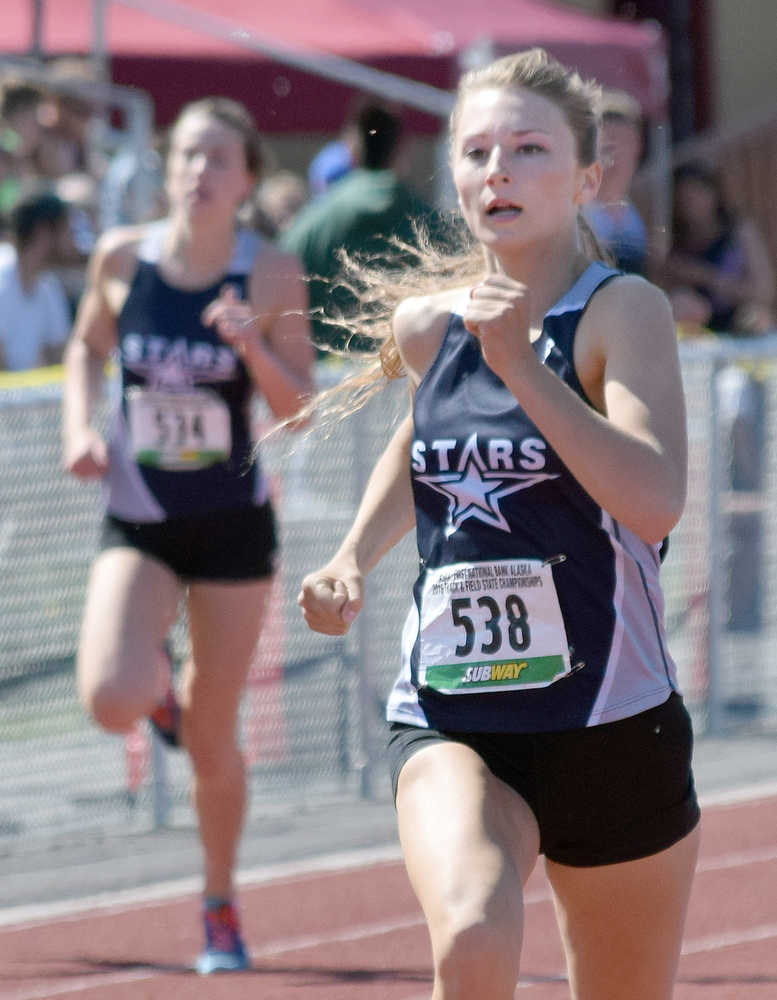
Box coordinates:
[418,558,571,694]
[126,387,232,470]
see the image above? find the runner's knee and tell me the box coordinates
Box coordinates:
[434,912,521,999]
[183,718,242,777]
[83,677,149,733]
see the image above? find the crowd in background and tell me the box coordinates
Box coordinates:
[0,57,141,371]
[0,57,776,375]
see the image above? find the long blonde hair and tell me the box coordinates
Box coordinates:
[293,48,605,431]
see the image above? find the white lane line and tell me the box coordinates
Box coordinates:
[3,824,777,935]
[3,897,777,998]
[250,884,554,958]
[252,913,424,957]
[682,922,777,954]
[0,843,403,929]
[0,891,553,999]
[2,785,776,942]
[401,972,571,999]
[696,843,777,872]
[700,781,777,808]
[0,918,427,1000]
[498,921,777,994]
[0,970,159,1000]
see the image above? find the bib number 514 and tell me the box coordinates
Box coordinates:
[153,407,205,449]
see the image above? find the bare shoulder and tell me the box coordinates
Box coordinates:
[71,224,150,351]
[576,273,681,412]
[583,273,675,347]
[393,286,467,385]
[590,272,672,313]
[91,223,147,280]
[576,274,676,396]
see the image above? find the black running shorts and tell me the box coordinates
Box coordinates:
[99,501,277,581]
[387,692,700,867]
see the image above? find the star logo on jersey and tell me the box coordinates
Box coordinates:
[122,334,238,391]
[415,439,559,537]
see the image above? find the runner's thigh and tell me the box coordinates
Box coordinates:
[546,824,700,1000]
[77,546,180,703]
[395,739,540,934]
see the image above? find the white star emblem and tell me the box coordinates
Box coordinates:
[416,446,558,537]
[121,327,242,391]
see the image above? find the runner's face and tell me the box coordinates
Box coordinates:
[452,86,599,253]
[166,112,253,220]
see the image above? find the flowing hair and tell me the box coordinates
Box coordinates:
[281,48,605,436]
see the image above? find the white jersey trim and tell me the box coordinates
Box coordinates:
[544,261,614,318]
[137,220,263,274]
[386,601,428,727]
[588,509,627,725]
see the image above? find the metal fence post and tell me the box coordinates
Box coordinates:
[705,355,725,734]
[149,730,171,828]
[350,403,376,799]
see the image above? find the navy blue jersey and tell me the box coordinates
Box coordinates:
[387,262,679,733]
[103,222,269,522]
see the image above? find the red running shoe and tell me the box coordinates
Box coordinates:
[148,645,181,748]
[196,900,249,974]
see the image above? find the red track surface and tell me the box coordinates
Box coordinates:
[2,793,776,999]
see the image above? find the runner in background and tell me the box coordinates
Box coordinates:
[62,96,313,974]
[298,48,700,999]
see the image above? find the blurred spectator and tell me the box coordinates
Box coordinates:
[306,105,360,196]
[308,139,354,196]
[0,81,44,215]
[35,58,105,181]
[252,169,308,237]
[282,102,442,352]
[0,188,72,371]
[56,172,98,254]
[53,172,99,309]
[663,160,775,334]
[584,89,647,274]
[662,162,776,637]
[98,138,165,232]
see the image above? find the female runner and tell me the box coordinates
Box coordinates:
[299,49,699,999]
[63,97,313,973]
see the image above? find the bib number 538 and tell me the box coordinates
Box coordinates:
[451,594,531,656]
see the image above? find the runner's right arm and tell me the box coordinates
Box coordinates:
[62,231,129,479]
[297,408,415,635]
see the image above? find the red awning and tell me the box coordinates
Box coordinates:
[3,0,667,130]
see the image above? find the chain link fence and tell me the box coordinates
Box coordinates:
[0,366,415,844]
[2,342,777,849]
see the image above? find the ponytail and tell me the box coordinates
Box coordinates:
[577,211,613,266]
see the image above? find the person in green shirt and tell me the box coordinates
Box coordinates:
[282,102,444,353]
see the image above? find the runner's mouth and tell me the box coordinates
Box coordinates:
[486,202,522,216]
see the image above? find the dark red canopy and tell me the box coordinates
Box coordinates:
[4,0,667,131]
